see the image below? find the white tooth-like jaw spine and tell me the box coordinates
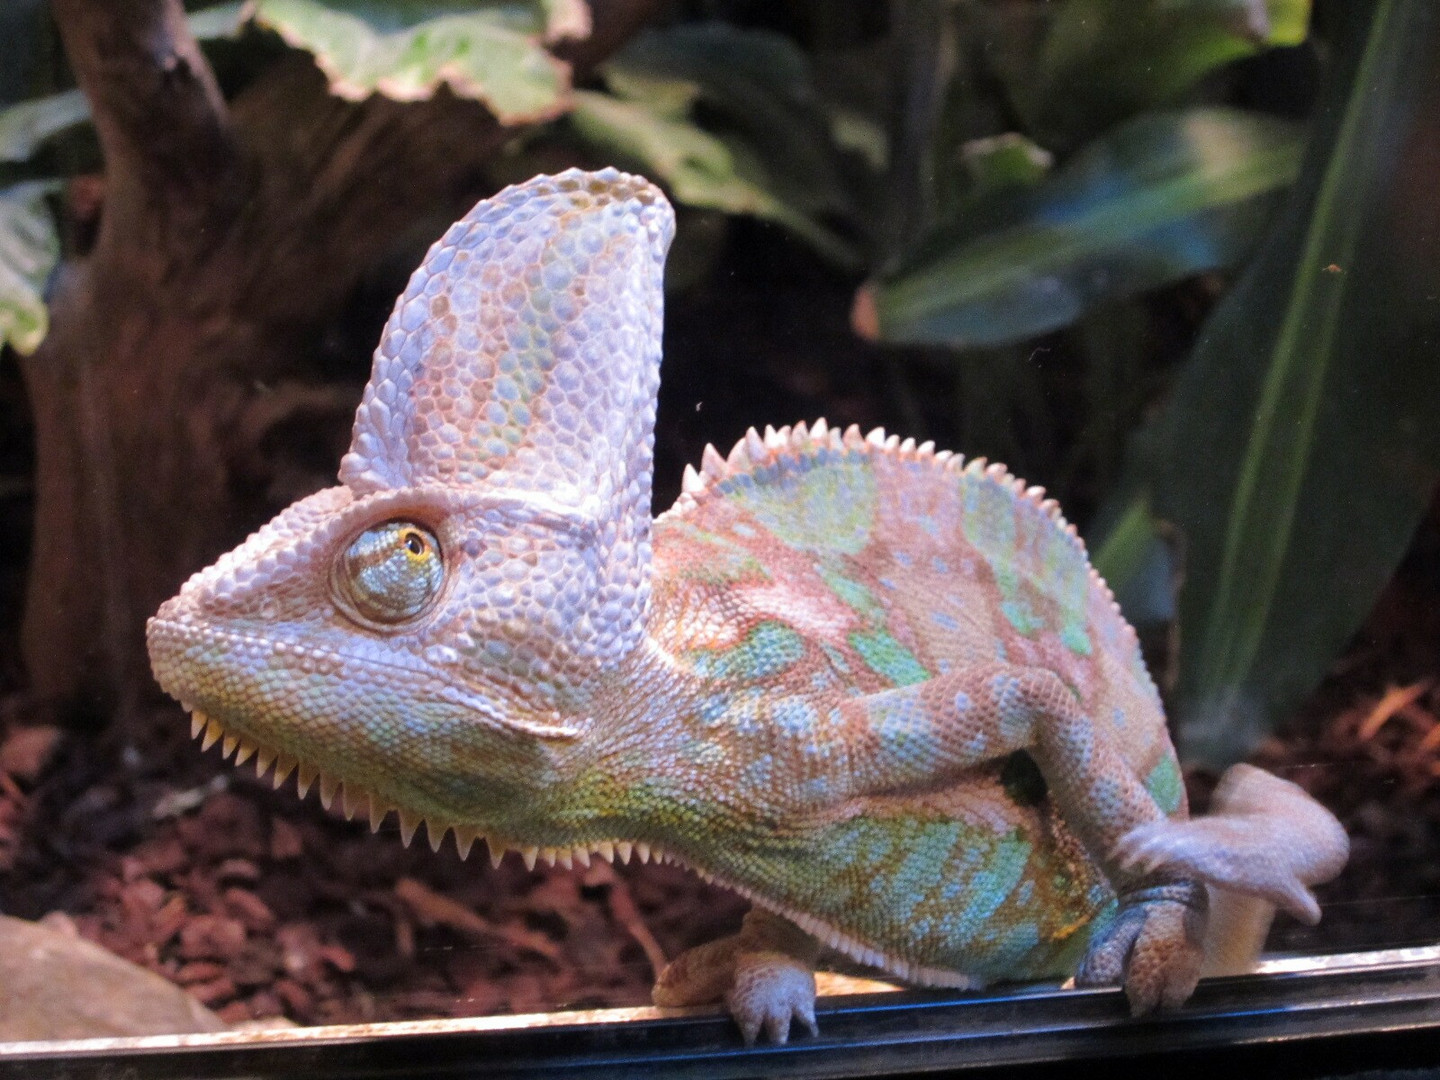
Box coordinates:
[185,709,670,870]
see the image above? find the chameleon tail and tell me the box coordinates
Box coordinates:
[1200,884,1275,977]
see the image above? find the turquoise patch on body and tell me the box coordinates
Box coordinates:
[770,696,820,734]
[816,565,885,622]
[724,457,875,555]
[820,644,852,674]
[667,521,767,583]
[1060,622,1092,655]
[848,628,930,686]
[950,831,1032,938]
[716,808,1110,981]
[690,621,806,682]
[1145,756,1185,815]
[959,470,1097,647]
[1001,597,1045,637]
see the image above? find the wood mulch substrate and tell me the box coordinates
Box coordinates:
[0,701,748,1027]
[1,503,1438,1030]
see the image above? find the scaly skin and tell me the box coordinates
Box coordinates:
[147,169,1349,1044]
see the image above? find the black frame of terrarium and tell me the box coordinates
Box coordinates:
[3,946,1440,1080]
[3,2,1440,1079]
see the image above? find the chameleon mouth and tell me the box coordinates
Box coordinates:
[181,706,672,873]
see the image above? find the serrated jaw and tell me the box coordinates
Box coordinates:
[184,709,666,872]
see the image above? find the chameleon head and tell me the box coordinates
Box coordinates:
[147,169,675,846]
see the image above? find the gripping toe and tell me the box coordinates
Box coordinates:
[727,953,818,1046]
[1078,880,1207,1015]
[654,909,821,1044]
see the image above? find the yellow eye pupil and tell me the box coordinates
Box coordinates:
[404,531,426,556]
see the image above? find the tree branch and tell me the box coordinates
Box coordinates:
[49,0,243,273]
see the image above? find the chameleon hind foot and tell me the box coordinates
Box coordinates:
[1113,764,1349,924]
[653,908,820,1045]
[1075,878,1207,1014]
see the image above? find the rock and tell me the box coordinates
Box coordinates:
[0,914,227,1040]
[0,726,63,785]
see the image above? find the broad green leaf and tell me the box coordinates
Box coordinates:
[188,3,249,40]
[602,25,860,229]
[856,108,1300,348]
[246,0,572,123]
[1009,0,1310,147]
[569,89,857,267]
[957,133,1053,202]
[0,181,58,355]
[1107,0,1440,765]
[0,90,89,164]
[1092,496,1163,616]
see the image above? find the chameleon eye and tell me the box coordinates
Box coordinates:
[335,520,444,624]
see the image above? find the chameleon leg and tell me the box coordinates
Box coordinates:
[822,665,1214,1012]
[825,667,1345,1010]
[653,908,821,1045]
[834,663,1168,861]
[1079,767,1347,1011]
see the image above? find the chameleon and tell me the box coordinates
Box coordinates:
[147,168,1348,1044]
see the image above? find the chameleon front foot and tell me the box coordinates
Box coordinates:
[1075,878,1207,1014]
[653,908,820,1045]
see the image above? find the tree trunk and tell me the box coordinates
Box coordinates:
[20,0,661,725]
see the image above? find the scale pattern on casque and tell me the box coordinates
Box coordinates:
[147,168,1349,1045]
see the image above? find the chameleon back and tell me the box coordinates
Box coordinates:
[645,423,1184,982]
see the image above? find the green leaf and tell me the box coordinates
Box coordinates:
[1106,0,1440,765]
[857,107,1301,348]
[188,2,250,40]
[601,24,860,229]
[0,90,89,164]
[0,181,58,355]
[246,0,572,123]
[957,133,1054,203]
[569,89,858,267]
[1010,0,1310,147]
